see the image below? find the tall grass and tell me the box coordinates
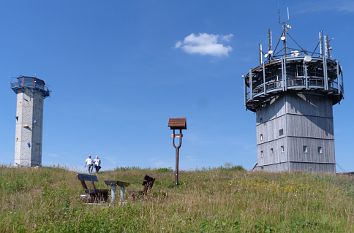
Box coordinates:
[0,167,354,232]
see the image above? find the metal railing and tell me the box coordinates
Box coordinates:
[11,81,50,97]
[247,76,341,101]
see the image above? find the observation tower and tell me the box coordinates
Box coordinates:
[243,23,344,173]
[11,76,50,167]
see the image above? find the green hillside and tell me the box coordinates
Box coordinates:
[1,166,354,232]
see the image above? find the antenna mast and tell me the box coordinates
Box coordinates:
[287,7,290,21]
[259,43,263,65]
[268,29,272,61]
[319,31,323,57]
[280,7,291,58]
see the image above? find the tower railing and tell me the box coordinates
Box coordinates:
[11,77,50,97]
[244,56,343,111]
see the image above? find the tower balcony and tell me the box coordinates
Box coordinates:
[243,57,344,112]
[11,76,50,98]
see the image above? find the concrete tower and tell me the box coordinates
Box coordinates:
[244,25,344,173]
[11,76,50,167]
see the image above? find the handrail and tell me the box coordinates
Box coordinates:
[248,76,342,101]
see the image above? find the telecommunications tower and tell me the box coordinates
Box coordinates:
[243,21,344,172]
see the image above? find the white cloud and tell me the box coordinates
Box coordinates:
[175,33,233,57]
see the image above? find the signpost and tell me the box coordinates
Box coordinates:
[168,118,187,185]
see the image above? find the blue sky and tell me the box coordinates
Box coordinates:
[0,0,353,171]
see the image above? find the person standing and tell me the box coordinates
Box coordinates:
[85,155,93,173]
[94,156,101,173]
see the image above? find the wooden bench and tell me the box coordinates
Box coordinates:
[77,173,109,203]
[130,175,155,200]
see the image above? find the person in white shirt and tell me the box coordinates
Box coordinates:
[85,155,93,173]
[94,156,101,173]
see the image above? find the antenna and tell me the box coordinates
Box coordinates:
[327,35,332,58]
[268,29,272,61]
[260,44,263,64]
[324,35,328,58]
[319,31,323,57]
[268,29,272,52]
[278,6,291,24]
[287,7,290,21]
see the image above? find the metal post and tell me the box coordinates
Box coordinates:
[249,69,253,100]
[283,28,288,91]
[168,118,186,186]
[175,146,180,185]
[281,58,287,91]
[244,78,247,108]
[172,129,183,185]
[323,35,328,90]
[304,60,308,89]
[262,62,266,94]
[282,26,287,60]
[284,58,287,90]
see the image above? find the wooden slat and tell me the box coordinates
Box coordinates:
[77,173,98,182]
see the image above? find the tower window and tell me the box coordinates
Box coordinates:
[260,134,263,141]
[260,151,264,158]
[270,148,274,154]
[279,129,284,136]
[281,146,284,152]
[318,147,323,154]
[303,146,308,153]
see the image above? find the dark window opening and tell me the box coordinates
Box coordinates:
[318,147,323,154]
[279,129,284,136]
[303,146,308,153]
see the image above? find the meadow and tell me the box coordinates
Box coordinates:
[1,166,354,232]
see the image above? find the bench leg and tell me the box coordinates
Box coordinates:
[111,185,116,203]
[120,186,126,202]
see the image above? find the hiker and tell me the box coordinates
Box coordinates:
[94,156,101,173]
[85,155,94,173]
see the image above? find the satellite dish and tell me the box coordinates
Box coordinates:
[304,55,312,62]
[281,36,286,41]
[268,50,273,54]
[291,50,300,57]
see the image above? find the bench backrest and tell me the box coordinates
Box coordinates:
[142,175,155,194]
[77,173,98,192]
[77,173,98,182]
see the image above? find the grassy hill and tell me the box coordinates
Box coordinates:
[1,166,354,232]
